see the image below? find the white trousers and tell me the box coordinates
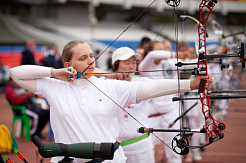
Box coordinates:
[125,150,155,163]
[25,109,39,135]
[148,107,182,163]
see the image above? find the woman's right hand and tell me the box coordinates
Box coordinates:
[51,67,77,83]
[106,73,132,81]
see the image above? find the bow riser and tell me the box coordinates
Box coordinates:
[198,0,226,138]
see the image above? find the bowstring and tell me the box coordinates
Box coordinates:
[79,0,201,152]
[81,75,173,151]
[82,0,157,74]
[179,8,192,132]
[171,4,192,138]
[141,16,171,128]
[81,0,175,151]
[170,5,183,138]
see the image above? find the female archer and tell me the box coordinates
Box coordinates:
[10,40,214,163]
[112,46,155,163]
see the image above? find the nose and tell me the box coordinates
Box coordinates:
[129,63,136,70]
[88,57,95,65]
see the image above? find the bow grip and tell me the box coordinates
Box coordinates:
[198,79,206,93]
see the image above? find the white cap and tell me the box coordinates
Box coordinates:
[112,47,142,64]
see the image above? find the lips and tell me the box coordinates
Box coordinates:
[88,67,95,70]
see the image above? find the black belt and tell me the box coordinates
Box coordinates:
[87,141,120,163]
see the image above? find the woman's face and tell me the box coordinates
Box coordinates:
[188,47,197,59]
[163,41,172,51]
[117,56,137,77]
[153,42,165,51]
[177,46,187,60]
[66,43,95,78]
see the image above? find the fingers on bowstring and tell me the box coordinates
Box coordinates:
[116,73,124,80]
[67,67,77,77]
[124,72,131,80]
[67,67,77,74]
[67,67,77,82]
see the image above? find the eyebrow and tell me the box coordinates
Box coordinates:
[79,53,94,57]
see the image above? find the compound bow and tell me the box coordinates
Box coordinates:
[73,0,245,156]
[139,0,245,155]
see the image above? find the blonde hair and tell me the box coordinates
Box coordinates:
[62,40,85,63]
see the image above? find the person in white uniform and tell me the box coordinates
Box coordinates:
[183,45,204,162]
[138,41,188,163]
[9,40,214,163]
[113,47,161,163]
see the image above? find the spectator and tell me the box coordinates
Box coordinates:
[177,41,189,61]
[44,45,63,69]
[0,60,10,92]
[21,40,36,65]
[0,153,4,163]
[187,46,198,60]
[139,41,182,163]
[5,78,49,139]
[135,37,151,58]
[162,39,173,52]
[107,50,113,71]
[135,37,151,75]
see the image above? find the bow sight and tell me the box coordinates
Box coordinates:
[174,42,245,76]
[138,126,224,155]
[165,0,180,7]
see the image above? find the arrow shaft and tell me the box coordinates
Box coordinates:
[84,69,195,75]
[223,31,244,38]
[203,54,239,59]
[173,95,246,101]
[208,90,246,94]
[145,128,205,133]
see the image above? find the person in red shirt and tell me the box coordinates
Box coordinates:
[5,78,49,139]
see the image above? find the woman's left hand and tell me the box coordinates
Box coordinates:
[190,74,214,91]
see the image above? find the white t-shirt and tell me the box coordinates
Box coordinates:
[35,76,140,163]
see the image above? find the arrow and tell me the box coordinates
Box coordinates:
[172,95,246,101]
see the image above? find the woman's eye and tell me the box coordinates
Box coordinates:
[80,57,86,61]
[124,62,130,65]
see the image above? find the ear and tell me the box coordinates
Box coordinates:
[64,62,69,68]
